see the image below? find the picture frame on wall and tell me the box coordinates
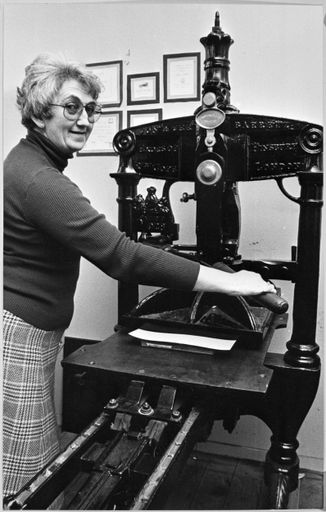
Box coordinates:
[77,111,122,156]
[127,72,160,105]
[163,52,201,102]
[127,109,163,127]
[86,61,123,107]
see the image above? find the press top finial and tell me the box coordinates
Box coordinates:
[199,12,238,112]
[214,11,220,30]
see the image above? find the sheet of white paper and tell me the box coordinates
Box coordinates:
[129,328,236,351]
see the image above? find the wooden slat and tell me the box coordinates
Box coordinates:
[299,471,324,509]
[223,459,265,510]
[163,456,207,509]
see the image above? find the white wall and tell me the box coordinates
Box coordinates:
[2,0,324,471]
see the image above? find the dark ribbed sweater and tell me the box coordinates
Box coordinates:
[4,130,200,330]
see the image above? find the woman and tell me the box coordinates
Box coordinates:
[3,53,275,499]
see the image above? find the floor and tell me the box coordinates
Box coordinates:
[162,450,323,510]
[60,432,323,510]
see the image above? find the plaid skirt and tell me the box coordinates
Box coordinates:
[3,309,64,499]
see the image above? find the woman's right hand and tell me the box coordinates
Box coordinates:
[193,265,276,296]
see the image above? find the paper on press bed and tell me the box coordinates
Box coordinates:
[129,328,236,351]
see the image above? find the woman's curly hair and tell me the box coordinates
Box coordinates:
[16,53,102,129]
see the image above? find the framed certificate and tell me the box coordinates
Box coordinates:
[77,111,122,156]
[163,52,201,102]
[127,109,163,127]
[127,72,160,105]
[86,61,123,107]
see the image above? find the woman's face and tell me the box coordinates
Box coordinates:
[40,79,95,155]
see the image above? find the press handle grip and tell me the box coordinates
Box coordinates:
[249,291,289,314]
[212,261,289,314]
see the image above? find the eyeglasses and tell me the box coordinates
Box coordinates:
[49,101,102,123]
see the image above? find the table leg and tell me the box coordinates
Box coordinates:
[262,364,320,509]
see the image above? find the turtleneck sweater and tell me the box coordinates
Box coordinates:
[4,130,200,330]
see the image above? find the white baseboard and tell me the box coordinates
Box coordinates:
[196,440,323,473]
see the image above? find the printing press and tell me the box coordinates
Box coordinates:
[8,12,323,510]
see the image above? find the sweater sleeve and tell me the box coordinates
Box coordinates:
[24,167,200,290]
